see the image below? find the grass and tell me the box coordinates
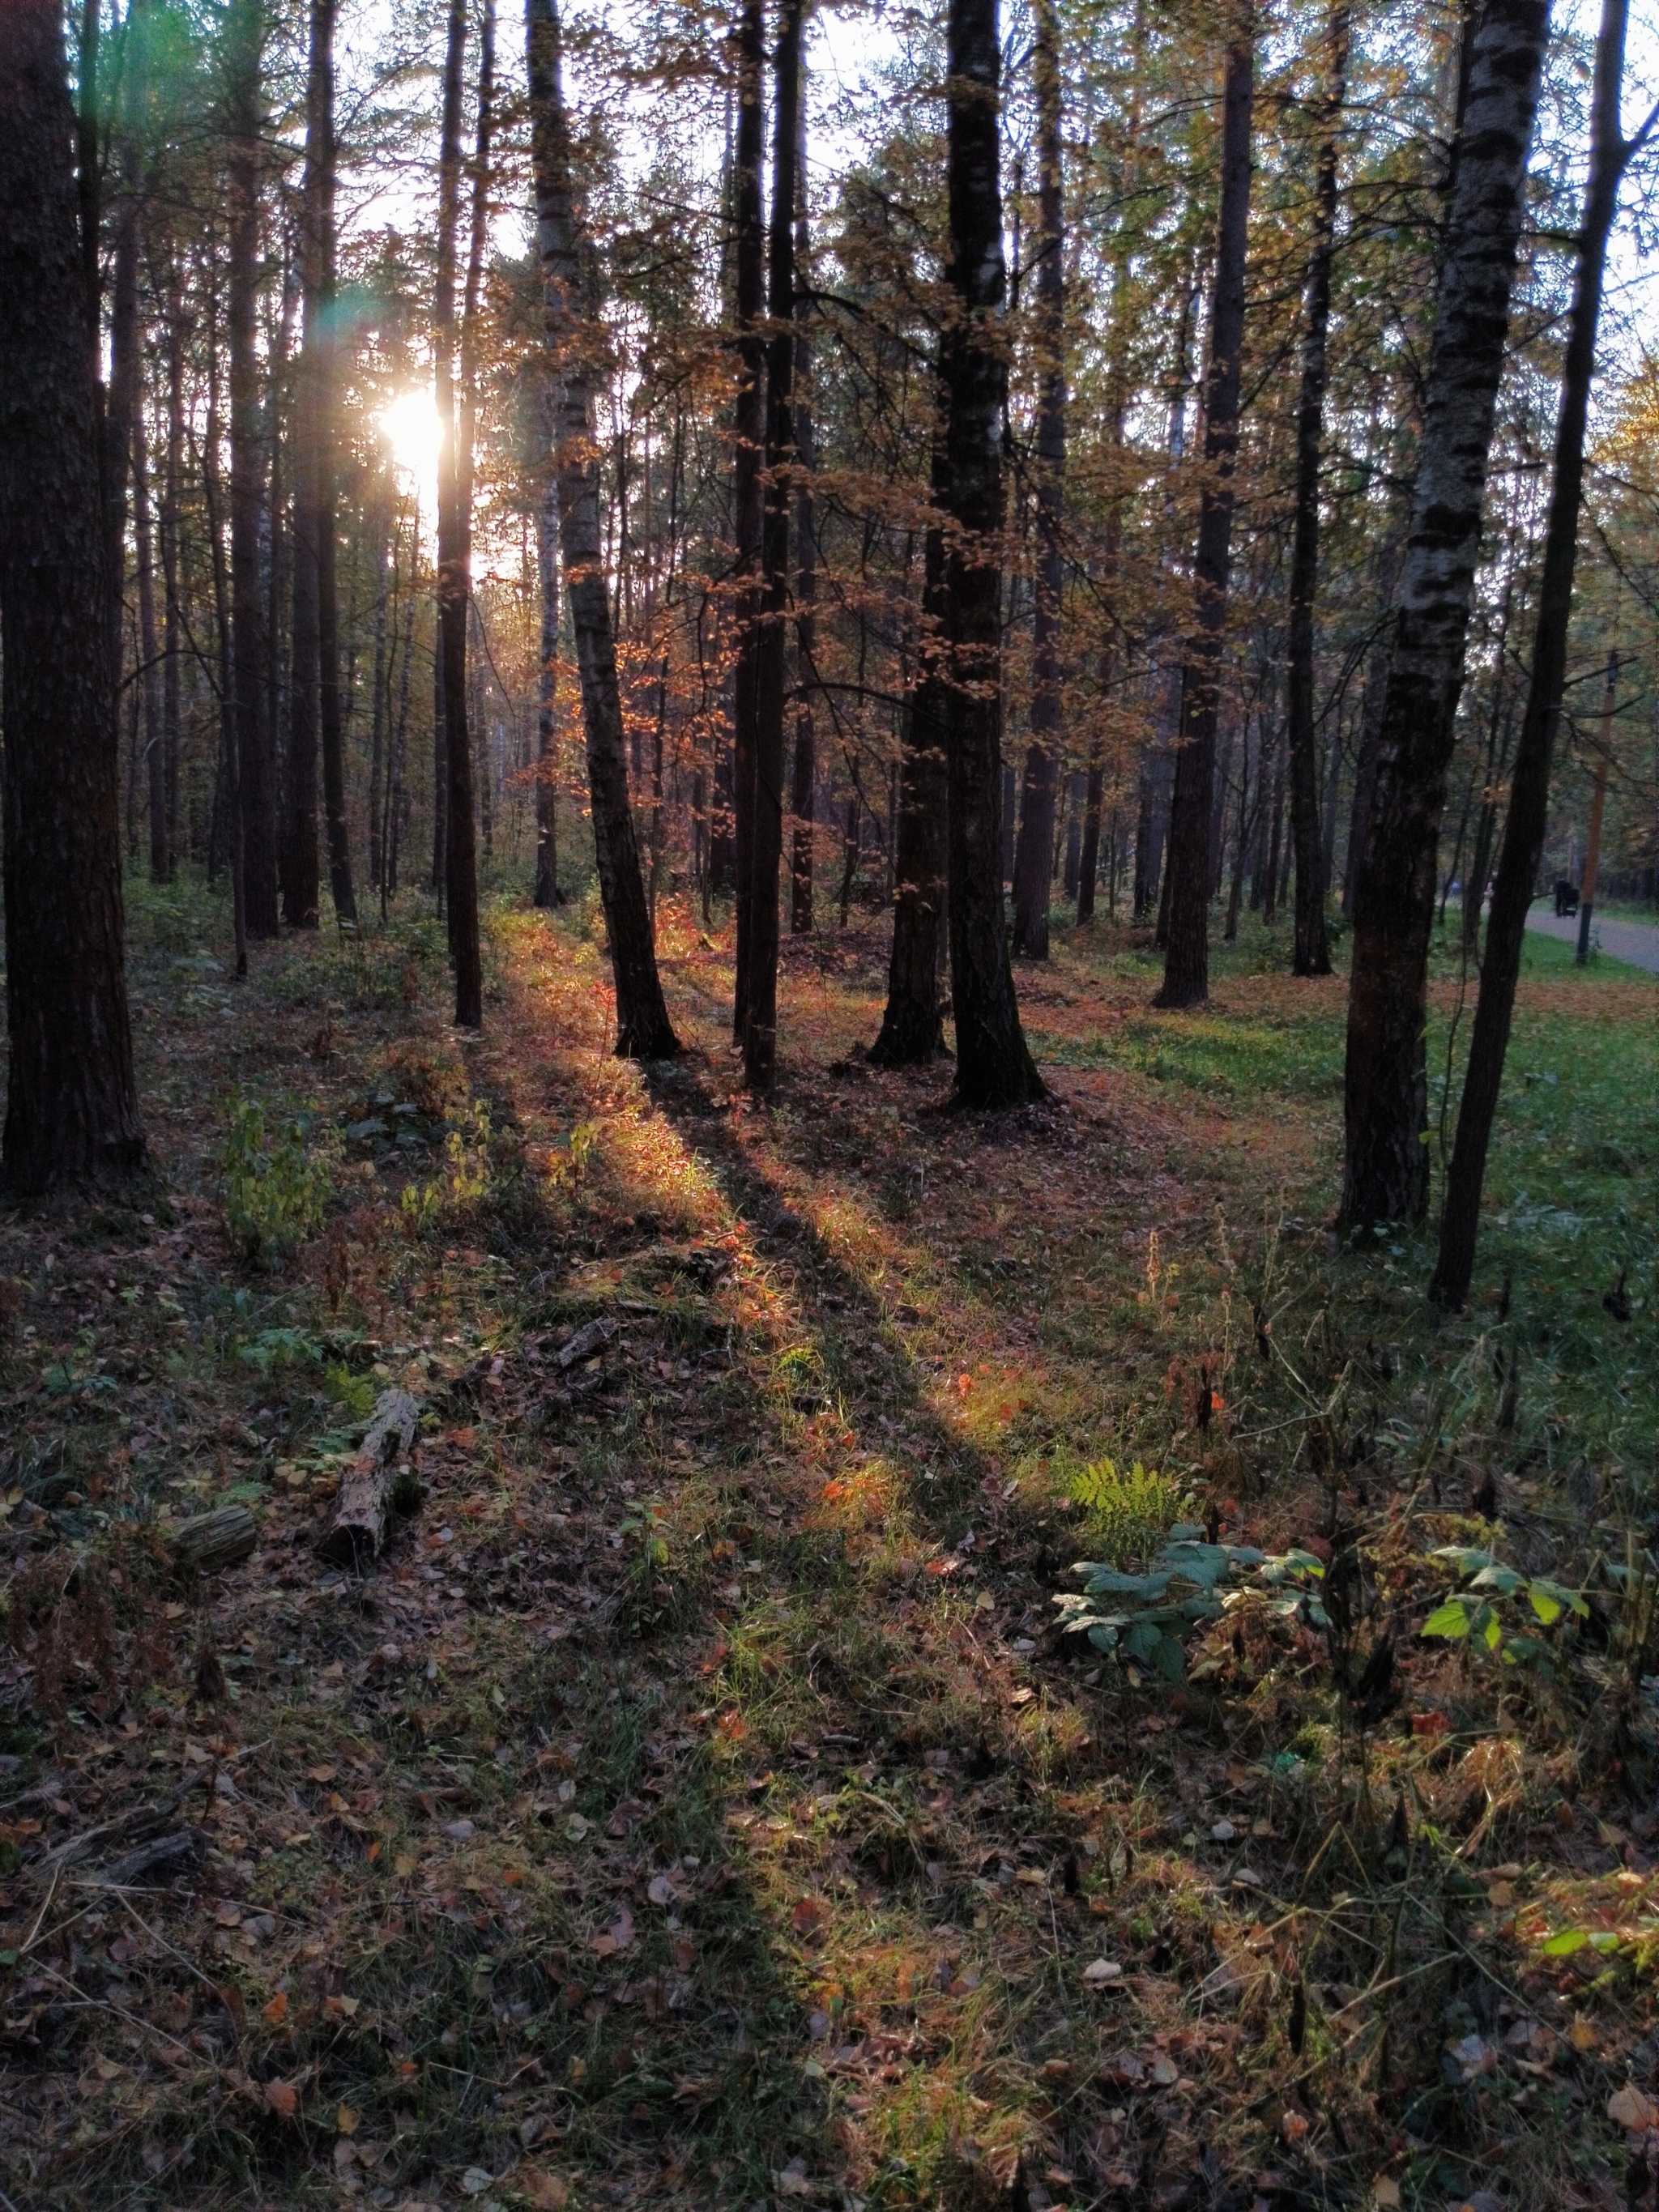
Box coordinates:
[0,874,1654,2212]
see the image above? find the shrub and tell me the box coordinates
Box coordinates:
[223,1099,335,1265]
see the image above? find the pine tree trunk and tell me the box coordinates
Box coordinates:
[872,463,949,1067]
[939,0,1043,1106]
[1341,0,1549,1234]
[742,0,803,1093]
[228,0,278,938]
[0,0,144,1193]
[527,0,678,1059]
[1010,0,1066,961]
[368,477,390,889]
[284,1,330,928]
[730,0,766,1041]
[134,408,168,884]
[162,254,185,873]
[435,0,481,1024]
[790,97,816,938]
[307,0,354,931]
[1156,16,1254,1009]
[1286,1,1347,978]
[1432,0,1630,1303]
[534,437,562,907]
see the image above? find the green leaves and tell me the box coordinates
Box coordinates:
[1057,1532,1309,1683]
[1419,1552,1588,1669]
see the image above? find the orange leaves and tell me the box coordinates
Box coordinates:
[790,1894,830,1941]
[261,1991,288,2027]
[262,2078,299,2120]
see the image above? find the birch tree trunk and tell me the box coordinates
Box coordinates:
[1285,0,1348,978]
[526,0,679,1059]
[1010,0,1066,960]
[0,0,144,1194]
[1340,0,1550,1233]
[1432,0,1636,1302]
[1156,15,1254,1009]
[941,0,1043,1107]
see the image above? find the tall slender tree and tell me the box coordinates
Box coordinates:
[729,0,766,1042]
[1284,0,1348,979]
[1340,0,1550,1234]
[743,0,804,1093]
[1156,11,1254,1009]
[436,0,482,1024]
[870,446,949,1066]
[941,0,1043,1107]
[527,0,679,1058]
[1010,0,1066,961]
[789,78,816,937]
[534,416,562,907]
[1431,0,1645,1304]
[284,0,334,927]
[227,0,278,937]
[0,0,144,1192]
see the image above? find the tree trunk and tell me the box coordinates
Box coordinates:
[872,463,949,1066]
[314,0,355,931]
[1286,0,1347,978]
[134,407,168,883]
[1341,0,1549,1234]
[940,0,1043,1108]
[435,0,482,1023]
[368,475,390,889]
[790,92,816,938]
[0,0,144,1193]
[527,0,678,1058]
[742,0,803,1093]
[534,427,562,906]
[284,0,331,928]
[730,0,766,1041]
[1010,0,1066,961]
[1156,17,1254,1009]
[1431,0,1631,1302]
[162,250,185,872]
[228,0,278,938]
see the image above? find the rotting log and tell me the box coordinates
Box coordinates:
[166,1504,258,1577]
[321,1386,420,1568]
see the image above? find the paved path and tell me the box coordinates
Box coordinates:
[1524,906,1659,974]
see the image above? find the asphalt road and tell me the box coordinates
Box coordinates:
[1523,906,1659,974]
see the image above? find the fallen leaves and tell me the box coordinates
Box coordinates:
[590,1906,634,1957]
[262,2078,299,2120]
[1607,2084,1659,2133]
[1081,1957,1123,1985]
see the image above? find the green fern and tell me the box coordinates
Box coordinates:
[1068,1457,1189,1571]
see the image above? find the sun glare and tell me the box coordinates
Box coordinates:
[380,389,443,501]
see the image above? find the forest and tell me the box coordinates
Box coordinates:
[0,0,1656,2204]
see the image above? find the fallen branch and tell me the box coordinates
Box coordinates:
[321,1386,421,1568]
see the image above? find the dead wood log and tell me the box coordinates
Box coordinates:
[321,1386,420,1568]
[94,1827,206,1888]
[166,1504,258,1577]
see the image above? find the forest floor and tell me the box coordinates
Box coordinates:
[2,881,1656,2212]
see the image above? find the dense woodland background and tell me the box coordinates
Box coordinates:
[43,0,1659,948]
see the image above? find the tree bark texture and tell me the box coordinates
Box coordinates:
[1432,0,1629,1303]
[872,467,949,1066]
[743,0,803,1093]
[313,0,355,931]
[1285,1,1347,978]
[1156,19,1254,1009]
[527,0,679,1058]
[941,0,1043,1107]
[1341,0,1549,1233]
[730,0,766,1040]
[284,0,331,927]
[1010,0,1066,961]
[535,426,562,906]
[436,0,482,1024]
[133,407,168,883]
[228,0,278,937]
[790,90,816,937]
[0,0,144,1193]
